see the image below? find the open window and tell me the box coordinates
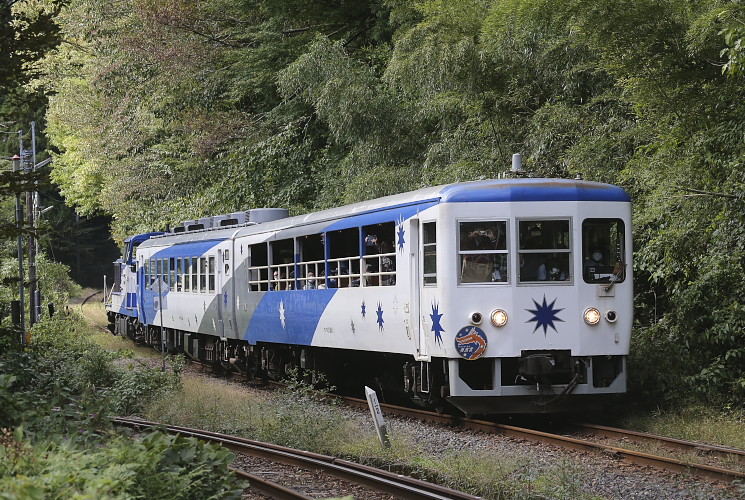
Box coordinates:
[298,234,324,289]
[248,243,269,292]
[270,239,295,290]
[327,228,360,288]
[361,222,396,287]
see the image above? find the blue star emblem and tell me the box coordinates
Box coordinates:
[430,302,444,345]
[526,295,564,336]
[396,215,405,251]
[376,302,384,331]
[361,300,366,318]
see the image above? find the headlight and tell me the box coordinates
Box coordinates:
[584,307,601,325]
[605,310,618,323]
[490,309,508,327]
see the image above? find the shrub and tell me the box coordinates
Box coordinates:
[0,429,246,500]
[109,359,182,416]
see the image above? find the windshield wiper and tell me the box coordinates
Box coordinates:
[603,263,626,292]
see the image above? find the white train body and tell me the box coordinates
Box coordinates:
[107,179,632,414]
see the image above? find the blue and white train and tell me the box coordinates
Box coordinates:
[106,178,632,414]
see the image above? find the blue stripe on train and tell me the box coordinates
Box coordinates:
[150,239,225,259]
[245,289,338,346]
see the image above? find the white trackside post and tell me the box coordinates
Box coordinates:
[364,386,390,448]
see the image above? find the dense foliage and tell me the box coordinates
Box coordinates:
[4,0,744,406]
[0,315,245,498]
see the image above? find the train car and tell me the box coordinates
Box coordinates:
[106,178,632,414]
[106,231,164,337]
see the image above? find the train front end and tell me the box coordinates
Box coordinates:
[416,179,632,414]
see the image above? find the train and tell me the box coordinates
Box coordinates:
[106,177,632,414]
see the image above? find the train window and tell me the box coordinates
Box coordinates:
[149,259,156,290]
[208,256,216,293]
[270,239,295,290]
[175,258,182,292]
[327,228,362,288]
[170,258,177,292]
[248,243,269,292]
[199,257,207,293]
[144,259,150,290]
[582,219,626,283]
[191,257,198,293]
[458,221,508,284]
[155,259,162,290]
[163,259,169,289]
[517,220,571,283]
[184,257,191,292]
[361,223,395,287]
[298,234,324,289]
[423,222,437,285]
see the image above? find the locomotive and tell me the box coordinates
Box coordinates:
[106,177,632,414]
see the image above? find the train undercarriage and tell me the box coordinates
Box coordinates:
[108,312,623,415]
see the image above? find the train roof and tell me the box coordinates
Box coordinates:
[137,178,629,248]
[239,178,629,235]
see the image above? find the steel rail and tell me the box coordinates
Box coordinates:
[339,396,745,483]
[572,422,745,464]
[112,417,482,500]
[229,468,313,500]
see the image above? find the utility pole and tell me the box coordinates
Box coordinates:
[27,122,37,326]
[12,147,26,344]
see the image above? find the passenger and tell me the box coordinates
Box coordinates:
[461,229,501,283]
[548,258,567,281]
[519,226,547,281]
[317,269,327,289]
[378,240,396,286]
[327,266,338,288]
[584,250,603,280]
[304,270,317,290]
[520,254,546,281]
[338,262,350,287]
[270,270,281,291]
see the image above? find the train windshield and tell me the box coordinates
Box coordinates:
[582,218,626,283]
[518,219,571,283]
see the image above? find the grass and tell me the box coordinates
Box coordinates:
[619,405,745,451]
[142,376,607,500]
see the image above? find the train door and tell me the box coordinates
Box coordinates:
[215,250,225,337]
[218,246,236,337]
[408,218,426,358]
[122,241,136,312]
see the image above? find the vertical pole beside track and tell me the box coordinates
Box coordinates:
[12,144,26,345]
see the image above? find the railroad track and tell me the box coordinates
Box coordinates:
[337,397,745,484]
[112,355,745,485]
[83,299,744,487]
[112,416,482,500]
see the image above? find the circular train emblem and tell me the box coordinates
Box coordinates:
[454,326,488,360]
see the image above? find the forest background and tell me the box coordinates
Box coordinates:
[1,0,744,408]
